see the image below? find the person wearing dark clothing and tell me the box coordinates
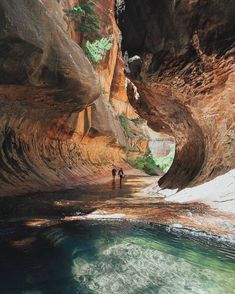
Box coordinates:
[118,168,125,187]
[112,168,117,180]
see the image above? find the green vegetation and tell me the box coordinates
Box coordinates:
[65,1,113,65]
[129,145,175,175]
[131,151,160,176]
[131,117,145,125]
[154,145,175,173]
[119,114,135,138]
[118,114,175,176]
[85,36,113,65]
[65,2,100,43]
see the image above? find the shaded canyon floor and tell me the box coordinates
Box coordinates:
[1,170,235,238]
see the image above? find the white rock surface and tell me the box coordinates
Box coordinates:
[159,169,235,213]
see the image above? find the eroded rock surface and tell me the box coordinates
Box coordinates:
[0,0,102,196]
[0,0,128,197]
[117,0,235,189]
[0,0,151,197]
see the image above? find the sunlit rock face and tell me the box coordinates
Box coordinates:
[0,0,129,197]
[117,0,235,189]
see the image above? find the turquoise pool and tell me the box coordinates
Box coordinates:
[0,220,235,293]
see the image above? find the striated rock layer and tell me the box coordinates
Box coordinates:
[0,0,131,197]
[118,0,235,189]
[2,0,234,198]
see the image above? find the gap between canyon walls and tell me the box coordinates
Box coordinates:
[116,0,235,189]
[1,0,235,197]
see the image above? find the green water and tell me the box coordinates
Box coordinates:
[0,220,235,294]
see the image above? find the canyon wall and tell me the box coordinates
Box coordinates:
[117,0,235,189]
[2,0,233,197]
[0,0,130,197]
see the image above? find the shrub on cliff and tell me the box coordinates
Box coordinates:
[65,1,112,65]
[85,36,113,65]
[65,1,100,44]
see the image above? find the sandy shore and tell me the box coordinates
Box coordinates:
[61,171,235,237]
[67,172,235,238]
[1,169,235,238]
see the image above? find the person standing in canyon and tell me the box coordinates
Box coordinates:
[118,168,125,187]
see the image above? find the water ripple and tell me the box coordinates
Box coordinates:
[0,220,234,294]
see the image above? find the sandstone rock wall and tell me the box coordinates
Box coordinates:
[110,52,138,119]
[0,0,130,197]
[118,0,235,189]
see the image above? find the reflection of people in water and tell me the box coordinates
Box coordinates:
[112,167,117,190]
[112,179,116,190]
[112,167,117,180]
[118,168,125,187]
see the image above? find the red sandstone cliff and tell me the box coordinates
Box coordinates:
[0,0,146,197]
[1,0,234,198]
[118,0,235,189]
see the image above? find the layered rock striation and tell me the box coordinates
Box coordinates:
[117,0,235,189]
[0,0,128,197]
[2,0,234,198]
[0,0,154,197]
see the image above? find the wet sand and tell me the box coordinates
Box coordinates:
[65,173,235,237]
[1,170,235,237]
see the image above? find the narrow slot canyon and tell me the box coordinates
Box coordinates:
[0,1,235,293]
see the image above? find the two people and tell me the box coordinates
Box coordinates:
[112,167,125,187]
